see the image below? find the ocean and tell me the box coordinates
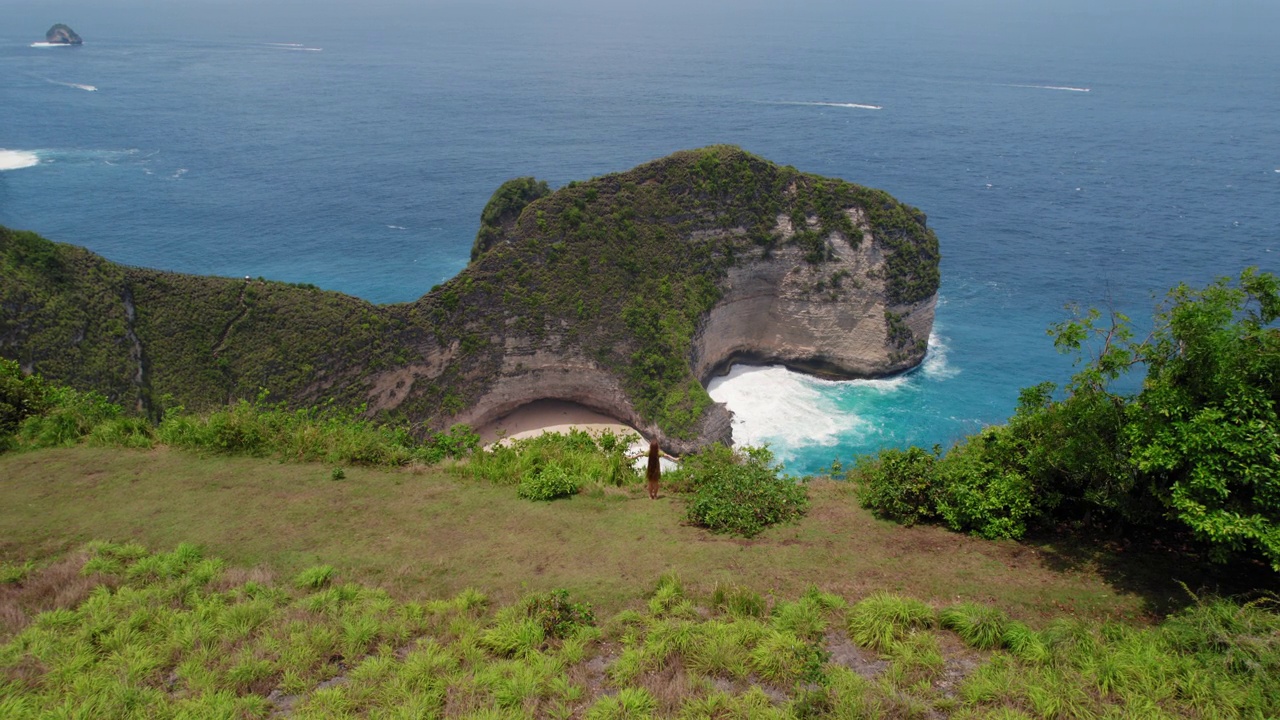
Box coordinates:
[3,1,1278,474]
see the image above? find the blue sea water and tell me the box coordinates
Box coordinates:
[3,1,1278,474]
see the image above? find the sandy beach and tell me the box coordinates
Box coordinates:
[476,399,641,446]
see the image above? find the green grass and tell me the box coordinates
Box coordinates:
[2,543,1276,718]
[0,446,1167,620]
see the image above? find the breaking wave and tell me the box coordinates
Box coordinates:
[0,149,41,171]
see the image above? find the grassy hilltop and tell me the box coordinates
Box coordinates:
[1,146,939,441]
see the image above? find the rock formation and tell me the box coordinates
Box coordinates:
[44,24,83,45]
[1,147,939,453]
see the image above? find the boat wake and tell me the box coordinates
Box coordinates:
[265,43,323,52]
[1006,84,1091,93]
[773,100,883,110]
[43,78,97,92]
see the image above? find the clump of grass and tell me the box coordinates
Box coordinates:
[940,602,1009,650]
[586,686,657,719]
[711,583,767,619]
[294,564,337,589]
[847,593,935,651]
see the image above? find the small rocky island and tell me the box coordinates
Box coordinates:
[44,24,83,45]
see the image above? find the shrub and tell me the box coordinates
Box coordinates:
[521,589,595,639]
[17,386,123,449]
[673,444,809,537]
[933,429,1037,540]
[853,445,939,525]
[460,429,638,494]
[516,462,579,501]
[0,358,49,440]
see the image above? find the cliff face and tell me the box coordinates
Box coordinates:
[1,147,939,452]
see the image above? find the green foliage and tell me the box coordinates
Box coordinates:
[517,462,581,501]
[853,269,1280,569]
[520,589,596,639]
[0,359,49,441]
[671,444,809,537]
[16,385,124,449]
[330,467,346,481]
[457,429,639,495]
[854,445,939,526]
[472,177,552,261]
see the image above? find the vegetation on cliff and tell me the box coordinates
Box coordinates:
[854,269,1280,572]
[1,147,939,442]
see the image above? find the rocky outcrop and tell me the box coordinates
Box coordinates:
[45,24,83,45]
[692,209,935,383]
[2,147,938,453]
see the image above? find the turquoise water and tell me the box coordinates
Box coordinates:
[3,2,1278,473]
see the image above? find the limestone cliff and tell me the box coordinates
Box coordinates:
[1,147,938,452]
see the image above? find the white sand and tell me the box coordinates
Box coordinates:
[477,399,640,446]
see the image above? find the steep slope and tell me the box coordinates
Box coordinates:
[1,146,939,451]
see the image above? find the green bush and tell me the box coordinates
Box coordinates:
[853,445,939,525]
[17,386,123,449]
[673,444,809,537]
[521,589,595,639]
[516,462,580,501]
[0,359,49,440]
[458,429,638,494]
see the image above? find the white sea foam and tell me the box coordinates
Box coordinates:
[775,101,883,110]
[267,44,323,52]
[708,365,875,452]
[1007,84,1090,93]
[387,225,407,230]
[267,43,305,47]
[922,331,958,380]
[0,149,40,171]
[29,42,73,48]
